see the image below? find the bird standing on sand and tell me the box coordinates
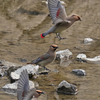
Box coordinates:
[17,70,44,100]
[41,0,81,40]
[27,44,58,70]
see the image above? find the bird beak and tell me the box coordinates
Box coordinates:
[41,91,44,94]
[54,47,58,51]
[79,19,82,21]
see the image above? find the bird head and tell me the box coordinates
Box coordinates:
[71,14,81,21]
[50,44,58,51]
[36,90,44,96]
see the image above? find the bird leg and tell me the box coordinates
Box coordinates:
[55,33,60,38]
[55,33,66,40]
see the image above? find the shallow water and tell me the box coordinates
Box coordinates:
[0,0,100,100]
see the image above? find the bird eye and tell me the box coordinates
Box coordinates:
[78,17,80,20]
[52,46,55,48]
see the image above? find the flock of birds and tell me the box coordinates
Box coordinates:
[16,0,81,100]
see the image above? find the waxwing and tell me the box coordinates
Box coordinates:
[41,0,81,40]
[27,44,58,70]
[17,70,44,100]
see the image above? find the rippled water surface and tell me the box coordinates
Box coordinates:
[0,0,100,100]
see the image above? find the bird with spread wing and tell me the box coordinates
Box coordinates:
[41,0,81,40]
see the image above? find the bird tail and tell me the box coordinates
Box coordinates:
[41,26,56,38]
[41,32,49,38]
[17,70,29,100]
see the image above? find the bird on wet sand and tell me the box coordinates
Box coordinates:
[27,44,58,70]
[17,70,44,100]
[41,0,81,40]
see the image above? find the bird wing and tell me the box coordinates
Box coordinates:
[17,70,30,100]
[48,0,67,24]
[23,88,37,100]
[30,53,50,64]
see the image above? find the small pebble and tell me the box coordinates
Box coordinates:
[72,69,86,76]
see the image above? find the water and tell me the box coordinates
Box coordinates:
[0,0,100,100]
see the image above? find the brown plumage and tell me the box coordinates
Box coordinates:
[27,44,58,70]
[17,70,44,100]
[41,0,81,40]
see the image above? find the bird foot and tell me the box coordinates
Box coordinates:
[43,66,51,71]
[59,37,66,40]
[55,33,66,40]
[55,36,66,40]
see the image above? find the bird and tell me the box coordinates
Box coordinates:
[17,70,44,100]
[27,44,58,70]
[41,0,81,40]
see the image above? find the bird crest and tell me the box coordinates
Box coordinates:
[51,44,58,47]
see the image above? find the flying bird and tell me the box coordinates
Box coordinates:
[41,0,81,40]
[17,70,44,100]
[27,44,58,70]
